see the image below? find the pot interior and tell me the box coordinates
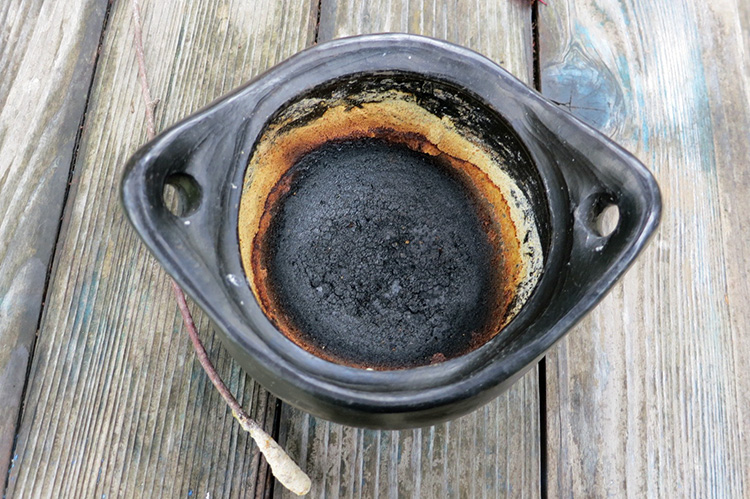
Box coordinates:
[238,71,551,370]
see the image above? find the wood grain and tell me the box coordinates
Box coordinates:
[539,0,749,496]
[0,0,109,483]
[711,0,750,492]
[5,0,315,496]
[274,1,541,497]
[276,379,540,498]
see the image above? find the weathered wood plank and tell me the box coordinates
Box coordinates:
[6,0,316,496]
[712,0,750,492]
[0,0,109,483]
[275,1,541,497]
[319,0,533,64]
[539,0,748,496]
[277,377,540,498]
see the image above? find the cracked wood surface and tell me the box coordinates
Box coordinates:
[0,0,110,483]
[4,0,315,496]
[539,1,749,496]
[2,0,749,497]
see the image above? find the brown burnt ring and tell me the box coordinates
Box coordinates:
[239,84,540,370]
[121,34,661,429]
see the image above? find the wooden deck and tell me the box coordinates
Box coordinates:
[1,0,748,496]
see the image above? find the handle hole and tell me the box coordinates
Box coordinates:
[593,203,620,237]
[163,173,202,217]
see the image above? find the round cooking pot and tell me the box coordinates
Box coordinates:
[121,34,661,429]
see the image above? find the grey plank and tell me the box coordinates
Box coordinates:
[5,0,316,496]
[539,0,749,496]
[0,0,109,483]
[714,0,750,492]
[276,1,541,497]
[278,380,540,498]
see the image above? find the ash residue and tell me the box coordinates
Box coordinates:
[265,138,500,368]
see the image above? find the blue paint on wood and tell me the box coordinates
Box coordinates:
[637,89,650,153]
[687,45,717,174]
[542,39,625,135]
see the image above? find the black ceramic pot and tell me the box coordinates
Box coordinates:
[121,34,660,429]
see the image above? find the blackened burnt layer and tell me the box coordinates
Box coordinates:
[263,138,504,369]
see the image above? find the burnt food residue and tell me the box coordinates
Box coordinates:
[238,76,544,370]
[260,138,505,369]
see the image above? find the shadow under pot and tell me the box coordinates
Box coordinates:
[121,34,661,429]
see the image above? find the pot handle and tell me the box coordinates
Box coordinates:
[551,122,661,307]
[121,108,248,290]
[514,98,660,325]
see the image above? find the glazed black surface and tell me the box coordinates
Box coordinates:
[265,138,497,368]
[121,34,661,428]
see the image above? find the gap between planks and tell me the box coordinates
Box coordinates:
[1,0,114,494]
